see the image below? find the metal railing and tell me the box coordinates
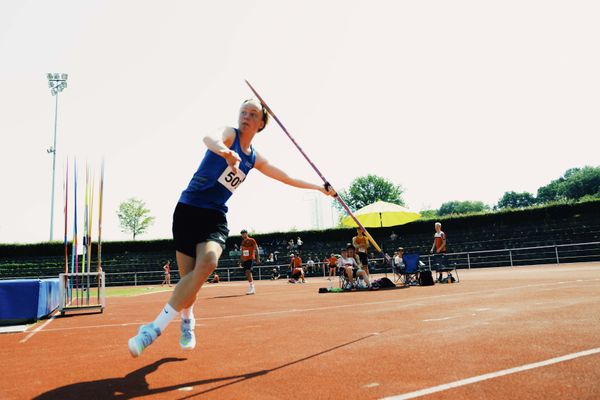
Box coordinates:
[1,241,599,286]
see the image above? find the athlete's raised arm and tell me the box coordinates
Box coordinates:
[203,127,241,173]
[254,151,336,196]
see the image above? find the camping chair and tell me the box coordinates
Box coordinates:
[402,253,420,286]
[338,266,366,290]
[392,258,405,283]
[432,254,459,283]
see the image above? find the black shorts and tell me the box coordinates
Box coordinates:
[241,260,254,270]
[172,202,229,258]
[357,252,368,265]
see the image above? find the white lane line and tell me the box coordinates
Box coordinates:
[19,311,60,343]
[381,347,600,400]
[423,317,457,322]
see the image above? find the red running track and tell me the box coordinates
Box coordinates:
[1,263,599,399]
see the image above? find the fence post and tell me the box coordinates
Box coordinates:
[258,266,262,280]
[428,256,431,270]
[467,253,471,269]
[227,268,231,282]
[134,272,137,286]
[509,250,513,267]
[555,246,560,265]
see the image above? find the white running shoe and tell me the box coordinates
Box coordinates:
[246,285,255,295]
[180,318,196,351]
[128,323,160,358]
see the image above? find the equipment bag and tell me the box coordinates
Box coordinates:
[419,270,435,286]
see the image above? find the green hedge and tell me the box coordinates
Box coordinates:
[1,199,598,258]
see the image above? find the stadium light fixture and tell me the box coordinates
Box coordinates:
[47,72,68,241]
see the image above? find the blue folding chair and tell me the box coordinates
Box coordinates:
[402,253,420,286]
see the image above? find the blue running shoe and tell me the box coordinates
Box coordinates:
[128,323,160,357]
[180,318,196,351]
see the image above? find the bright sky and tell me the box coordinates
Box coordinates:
[1,1,599,244]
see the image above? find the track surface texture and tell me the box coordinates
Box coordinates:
[1,263,599,399]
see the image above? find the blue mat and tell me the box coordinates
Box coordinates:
[0,278,60,325]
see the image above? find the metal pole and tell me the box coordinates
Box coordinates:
[555,246,560,265]
[509,249,513,267]
[49,93,59,241]
[467,253,471,269]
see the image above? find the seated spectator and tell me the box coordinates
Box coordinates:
[347,244,371,279]
[390,231,398,241]
[393,247,405,275]
[270,266,281,280]
[266,252,275,263]
[338,245,371,289]
[210,273,220,284]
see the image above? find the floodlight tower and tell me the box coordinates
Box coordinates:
[47,73,68,241]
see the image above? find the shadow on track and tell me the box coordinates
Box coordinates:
[33,332,383,399]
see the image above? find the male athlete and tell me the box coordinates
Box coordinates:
[240,229,260,295]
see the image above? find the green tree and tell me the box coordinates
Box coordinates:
[536,166,600,203]
[438,200,489,216]
[419,209,439,219]
[496,191,536,209]
[334,174,405,214]
[559,166,600,200]
[117,198,155,240]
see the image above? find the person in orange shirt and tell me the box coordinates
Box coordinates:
[430,222,447,282]
[240,229,260,295]
[289,253,305,283]
[352,229,370,275]
[327,253,338,280]
[161,260,172,287]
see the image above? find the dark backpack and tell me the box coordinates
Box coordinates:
[373,277,395,288]
[419,270,435,286]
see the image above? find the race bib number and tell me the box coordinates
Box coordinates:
[217,166,247,193]
[242,249,250,257]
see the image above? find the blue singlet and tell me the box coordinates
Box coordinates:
[178,129,256,213]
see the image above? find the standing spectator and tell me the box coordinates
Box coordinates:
[352,228,370,271]
[288,238,295,250]
[296,236,303,251]
[161,260,172,287]
[327,253,338,280]
[306,256,315,274]
[430,222,447,282]
[266,252,275,263]
[289,253,305,283]
[240,229,260,295]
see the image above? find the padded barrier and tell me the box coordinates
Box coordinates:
[0,278,60,325]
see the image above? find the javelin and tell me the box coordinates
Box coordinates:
[244,80,382,253]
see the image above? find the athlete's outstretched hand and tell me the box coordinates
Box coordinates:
[322,182,337,197]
